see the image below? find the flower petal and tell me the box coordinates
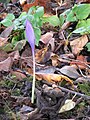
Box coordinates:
[26,19,35,51]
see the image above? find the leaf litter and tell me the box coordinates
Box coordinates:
[0,0,90,120]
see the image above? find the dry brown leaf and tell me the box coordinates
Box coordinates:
[76,0,90,3]
[70,55,89,69]
[9,50,20,60]
[61,21,71,31]
[48,38,55,52]
[40,32,53,44]
[1,26,13,38]
[11,70,27,81]
[0,57,12,72]
[0,50,8,62]
[60,65,80,79]
[0,37,8,47]
[22,0,51,13]
[50,53,60,66]
[35,47,51,63]
[35,73,73,85]
[70,35,88,55]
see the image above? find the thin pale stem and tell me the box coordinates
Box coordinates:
[31,50,36,103]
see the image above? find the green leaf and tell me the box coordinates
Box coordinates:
[73,19,90,34]
[34,14,43,27]
[77,19,90,28]
[28,6,36,15]
[42,15,60,27]
[59,9,71,26]
[36,6,44,17]
[73,4,90,20]
[1,19,13,27]
[19,12,27,19]
[66,10,77,22]
[6,13,15,20]
[0,13,15,27]
[34,27,41,46]
[72,27,87,34]
[86,42,90,51]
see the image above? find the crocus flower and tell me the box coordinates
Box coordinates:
[26,19,35,52]
[26,19,35,103]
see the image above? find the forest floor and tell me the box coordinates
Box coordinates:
[0,0,90,120]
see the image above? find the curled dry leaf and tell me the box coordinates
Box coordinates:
[35,47,51,63]
[40,32,53,44]
[0,57,12,72]
[35,73,73,85]
[70,35,88,55]
[50,53,60,66]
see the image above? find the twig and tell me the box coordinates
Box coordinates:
[57,86,90,100]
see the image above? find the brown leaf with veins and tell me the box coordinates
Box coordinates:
[35,73,73,85]
[70,35,88,55]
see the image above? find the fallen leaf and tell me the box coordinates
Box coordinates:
[35,47,51,63]
[0,57,12,72]
[70,35,88,55]
[0,50,8,62]
[76,0,90,3]
[75,76,90,83]
[36,66,56,74]
[59,99,76,113]
[40,32,53,44]
[48,38,55,52]
[50,53,60,66]
[13,40,26,51]
[0,26,13,38]
[11,70,27,81]
[60,66,80,79]
[61,21,71,31]
[2,43,13,52]
[0,37,8,47]
[35,73,73,85]
[20,105,34,113]
[9,50,20,61]
[22,0,51,13]
[70,55,89,69]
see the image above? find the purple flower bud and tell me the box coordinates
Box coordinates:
[25,19,35,52]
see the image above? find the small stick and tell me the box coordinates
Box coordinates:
[57,86,90,100]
